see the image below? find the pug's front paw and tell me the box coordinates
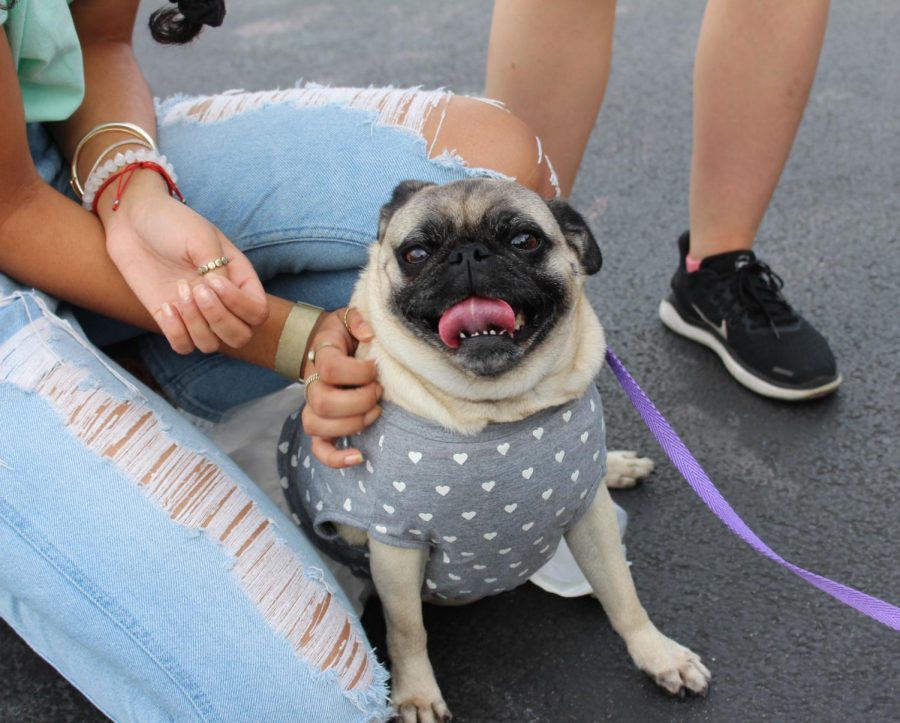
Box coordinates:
[390,659,452,723]
[623,622,711,697]
[604,450,654,489]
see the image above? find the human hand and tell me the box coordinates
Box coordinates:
[301,307,383,468]
[100,170,269,354]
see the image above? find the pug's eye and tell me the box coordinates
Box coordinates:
[402,245,430,264]
[510,233,541,252]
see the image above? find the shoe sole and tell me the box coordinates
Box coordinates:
[659,299,842,401]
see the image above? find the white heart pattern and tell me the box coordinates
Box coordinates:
[315,500,323,512]
[443,551,450,563]
[522,468,534,480]
[453,452,468,465]
[571,470,580,482]
[590,398,596,412]
[521,521,535,531]
[510,562,522,569]
[580,431,590,444]
[542,488,553,500]
[593,450,600,462]
[303,455,311,468]
[442,536,457,543]
[358,480,367,494]
[580,489,589,499]
[408,451,423,464]
[435,485,450,496]
[461,552,475,557]
[533,536,544,545]
[375,524,388,534]
[279,476,288,489]
[366,460,374,474]
[481,480,496,492]
[392,480,406,492]
[555,450,565,463]
[426,579,437,590]
[483,532,497,540]
[343,498,352,512]
[278,441,289,454]
[484,578,498,583]
[555,507,566,517]
[498,548,512,555]
[497,443,510,456]
[462,511,477,520]
[418,512,433,522]
[504,503,518,513]
[409,529,422,535]
[448,573,461,581]
[378,435,384,449]
[382,504,395,514]
[473,564,486,570]
[291,512,301,525]
[562,410,572,423]
[290,455,298,468]
[532,427,544,440]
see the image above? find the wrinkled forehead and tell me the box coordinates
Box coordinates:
[384,179,561,246]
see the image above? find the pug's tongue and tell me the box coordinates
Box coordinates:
[438,296,515,349]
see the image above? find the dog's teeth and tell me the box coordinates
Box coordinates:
[459,332,467,339]
[489,329,496,335]
[514,312,525,331]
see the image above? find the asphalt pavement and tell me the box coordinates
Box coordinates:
[2,1,898,721]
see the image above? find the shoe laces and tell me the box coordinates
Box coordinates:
[709,259,797,338]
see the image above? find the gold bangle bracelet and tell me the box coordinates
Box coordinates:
[274,302,325,381]
[70,122,157,198]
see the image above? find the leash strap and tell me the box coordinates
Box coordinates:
[606,348,899,632]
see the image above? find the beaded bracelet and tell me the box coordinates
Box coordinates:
[82,148,180,212]
[70,122,157,198]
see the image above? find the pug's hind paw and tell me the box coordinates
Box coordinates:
[603,450,654,489]
[624,623,711,698]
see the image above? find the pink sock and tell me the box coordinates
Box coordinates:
[685,255,702,273]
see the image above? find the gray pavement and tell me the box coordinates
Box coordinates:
[3,1,899,721]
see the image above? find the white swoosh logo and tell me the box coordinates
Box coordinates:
[691,303,727,340]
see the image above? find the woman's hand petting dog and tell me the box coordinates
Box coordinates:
[301,307,383,468]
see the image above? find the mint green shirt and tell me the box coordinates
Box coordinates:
[1,0,84,122]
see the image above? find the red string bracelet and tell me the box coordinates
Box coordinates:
[90,161,186,216]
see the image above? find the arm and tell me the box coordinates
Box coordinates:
[0,6,378,467]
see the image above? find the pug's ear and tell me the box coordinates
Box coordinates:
[546,199,602,275]
[378,180,436,240]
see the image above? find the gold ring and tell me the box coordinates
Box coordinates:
[303,371,321,404]
[307,343,342,366]
[341,306,353,333]
[197,256,229,276]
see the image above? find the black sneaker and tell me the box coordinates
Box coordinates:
[658,231,841,400]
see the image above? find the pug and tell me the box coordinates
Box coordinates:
[279,179,710,721]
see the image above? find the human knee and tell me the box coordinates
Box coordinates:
[428,96,559,198]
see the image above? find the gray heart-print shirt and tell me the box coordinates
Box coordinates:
[278,384,606,603]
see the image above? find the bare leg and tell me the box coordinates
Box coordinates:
[689,0,830,259]
[485,0,617,196]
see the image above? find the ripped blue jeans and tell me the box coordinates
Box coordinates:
[0,87,511,722]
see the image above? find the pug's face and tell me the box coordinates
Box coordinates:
[372,179,602,378]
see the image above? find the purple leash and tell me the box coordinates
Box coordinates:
[606,348,900,632]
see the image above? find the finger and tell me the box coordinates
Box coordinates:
[302,403,381,439]
[205,273,269,327]
[192,283,254,348]
[313,345,378,387]
[153,302,195,355]
[310,436,365,469]
[344,306,374,343]
[220,237,267,301]
[176,279,220,353]
[306,381,383,419]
